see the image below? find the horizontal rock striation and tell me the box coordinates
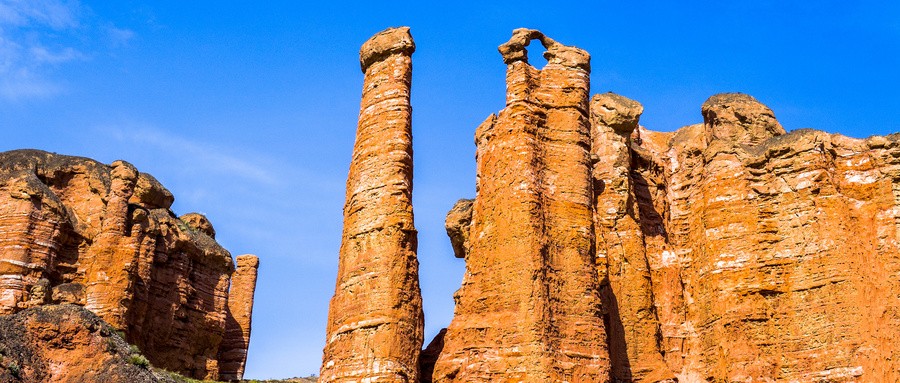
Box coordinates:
[0,149,258,380]
[434,29,609,383]
[218,254,260,381]
[612,93,900,382]
[322,27,900,383]
[320,26,424,383]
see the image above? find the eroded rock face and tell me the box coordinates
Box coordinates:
[444,199,473,259]
[320,26,424,383]
[603,93,900,382]
[0,150,255,380]
[218,254,260,381]
[591,93,675,383]
[433,29,609,383]
[0,304,180,383]
[321,27,900,383]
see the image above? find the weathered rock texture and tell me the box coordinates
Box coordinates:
[587,92,900,382]
[591,93,676,383]
[319,27,900,383]
[320,26,424,383]
[0,150,258,380]
[0,304,185,383]
[433,29,609,383]
[218,254,260,381]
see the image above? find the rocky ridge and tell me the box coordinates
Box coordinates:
[0,150,259,380]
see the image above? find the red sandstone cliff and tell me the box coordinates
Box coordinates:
[432,31,900,383]
[614,93,900,382]
[311,26,900,383]
[0,149,258,380]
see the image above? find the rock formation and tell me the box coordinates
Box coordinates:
[0,304,185,383]
[218,254,260,381]
[313,27,900,383]
[430,34,900,383]
[433,29,609,383]
[613,93,900,382]
[320,26,424,383]
[0,150,258,380]
[591,93,676,383]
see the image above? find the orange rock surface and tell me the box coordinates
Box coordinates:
[324,28,900,383]
[320,26,424,383]
[0,150,257,380]
[433,29,609,383]
[616,93,900,382]
[591,93,675,383]
[218,254,260,381]
[0,304,185,383]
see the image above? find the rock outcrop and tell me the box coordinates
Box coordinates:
[0,150,258,380]
[591,93,676,383]
[316,27,900,383]
[433,29,609,383]
[0,304,181,383]
[320,26,424,383]
[219,254,260,381]
[614,93,900,382]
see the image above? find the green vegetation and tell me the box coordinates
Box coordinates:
[7,361,20,378]
[127,353,150,368]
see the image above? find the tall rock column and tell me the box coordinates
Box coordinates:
[218,254,260,381]
[434,29,609,383]
[83,160,140,330]
[591,93,675,382]
[320,27,424,383]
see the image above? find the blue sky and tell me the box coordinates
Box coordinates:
[1,0,898,379]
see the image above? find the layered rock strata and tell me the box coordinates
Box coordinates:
[433,29,609,383]
[619,93,900,382]
[218,254,260,381]
[320,26,424,383]
[0,150,257,380]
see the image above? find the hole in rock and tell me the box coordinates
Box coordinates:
[526,41,549,69]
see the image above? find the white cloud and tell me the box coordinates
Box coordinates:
[29,45,85,63]
[105,25,134,47]
[0,0,131,100]
[102,123,280,186]
[0,0,79,29]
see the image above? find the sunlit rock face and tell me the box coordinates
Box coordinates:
[0,149,258,380]
[591,92,677,383]
[434,89,900,382]
[218,254,260,381]
[316,27,900,383]
[319,26,424,383]
[433,29,610,383]
[619,93,900,383]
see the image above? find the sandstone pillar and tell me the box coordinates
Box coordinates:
[434,29,609,383]
[320,26,423,383]
[218,254,259,381]
[591,93,675,382]
[83,160,139,329]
